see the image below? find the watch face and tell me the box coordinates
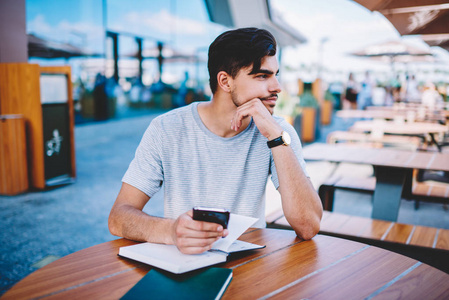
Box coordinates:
[282,131,291,145]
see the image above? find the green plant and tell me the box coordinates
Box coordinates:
[324,89,335,104]
[298,83,319,108]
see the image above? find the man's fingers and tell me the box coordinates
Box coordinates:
[173,211,225,254]
[177,235,220,248]
[178,245,213,255]
[231,98,269,130]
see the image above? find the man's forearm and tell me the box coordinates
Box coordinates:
[108,203,174,244]
[271,145,323,239]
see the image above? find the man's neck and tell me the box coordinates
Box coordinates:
[197,94,250,138]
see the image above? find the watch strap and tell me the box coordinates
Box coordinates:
[267,136,284,148]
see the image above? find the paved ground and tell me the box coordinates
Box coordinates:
[1,107,448,296]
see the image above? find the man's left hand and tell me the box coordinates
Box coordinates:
[230,98,282,140]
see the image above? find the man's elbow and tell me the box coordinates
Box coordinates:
[108,207,121,237]
[290,216,321,241]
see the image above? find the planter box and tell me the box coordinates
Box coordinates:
[294,107,317,143]
[321,101,333,125]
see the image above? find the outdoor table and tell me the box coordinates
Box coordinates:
[3,228,449,299]
[337,109,407,120]
[337,109,447,123]
[349,120,448,151]
[302,143,449,221]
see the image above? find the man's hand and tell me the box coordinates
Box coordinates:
[230,98,282,140]
[171,210,229,254]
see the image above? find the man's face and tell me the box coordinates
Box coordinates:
[229,55,281,115]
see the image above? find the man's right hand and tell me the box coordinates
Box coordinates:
[171,210,229,254]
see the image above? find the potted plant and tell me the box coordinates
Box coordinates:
[294,82,320,143]
[321,89,334,125]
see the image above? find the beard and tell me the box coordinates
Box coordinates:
[230,90,276,115]
[230,89,242,108]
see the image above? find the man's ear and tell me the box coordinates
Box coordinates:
[217,71,232,93]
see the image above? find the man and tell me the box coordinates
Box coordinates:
[109,27,322,254]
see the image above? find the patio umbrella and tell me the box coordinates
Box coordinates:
[353,1,449,50]
[350,40,435,74]
[28,33,100,59]
[420,33,449,51]
[351,40,433,60]
[353,1,449,35]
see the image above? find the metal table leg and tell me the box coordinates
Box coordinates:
[371,166,411,221]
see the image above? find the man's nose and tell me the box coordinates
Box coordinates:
[270,77,282,94]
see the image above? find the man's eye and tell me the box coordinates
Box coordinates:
[257,74,268,79]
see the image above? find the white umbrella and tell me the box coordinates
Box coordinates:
[350,39,435,72]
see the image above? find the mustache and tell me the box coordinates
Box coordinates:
[259,94,278,100]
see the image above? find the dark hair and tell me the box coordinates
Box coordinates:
[208,27,277,94]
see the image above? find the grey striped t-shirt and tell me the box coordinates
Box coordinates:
[122,102,308,227]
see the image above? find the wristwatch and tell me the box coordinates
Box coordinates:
[267,131,291,148]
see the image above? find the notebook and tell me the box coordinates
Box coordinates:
[120,267,233,300]
[118,213,264,274]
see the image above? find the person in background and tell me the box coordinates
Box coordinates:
[357,71,374,110]
[404,74,421,103]
[343,72,359,109]
[421,81,443,108]
[390,75,402,102]
[328,80,344,110]
[108,27,323,255]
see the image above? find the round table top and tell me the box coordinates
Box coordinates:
[3,228,449,299]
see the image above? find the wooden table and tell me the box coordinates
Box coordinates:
[350,120,448,136]
[302,143,449,221]
[350,120,448,151]
[3,229,449,299]
[337,109,447,123]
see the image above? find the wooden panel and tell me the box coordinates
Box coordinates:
[335,215,373,236]
[375,264,449,299]
[412,181,430,195]
[273,216,290,227]
[428,153,449,172]
[222,235,365,299]
[44,267,149,300]
[335,176,376,191]
[409,226,438,248]
[265,208,284,224]
[319,211,351,232]
[435,229,449,251]
[1,239,142,300]
[0,63,45,188]
[384,223,414,243]
[321,210,332,221]
[358,218,392,240]
[4,230,449,300]
[302,143,449,171]
[270,246,416,299]
[0,115,28,195]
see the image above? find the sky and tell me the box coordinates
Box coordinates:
[271,0,449,83]
[25,0,449,86]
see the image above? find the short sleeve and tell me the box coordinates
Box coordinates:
[122,118,164,197]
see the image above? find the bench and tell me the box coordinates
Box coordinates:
[318,174,449,211]
[266,210,449,273]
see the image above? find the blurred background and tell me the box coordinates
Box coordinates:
[1,0,449,296]
[21,0,449,121]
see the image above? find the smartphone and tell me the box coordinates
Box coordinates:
[192,207,230,229]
